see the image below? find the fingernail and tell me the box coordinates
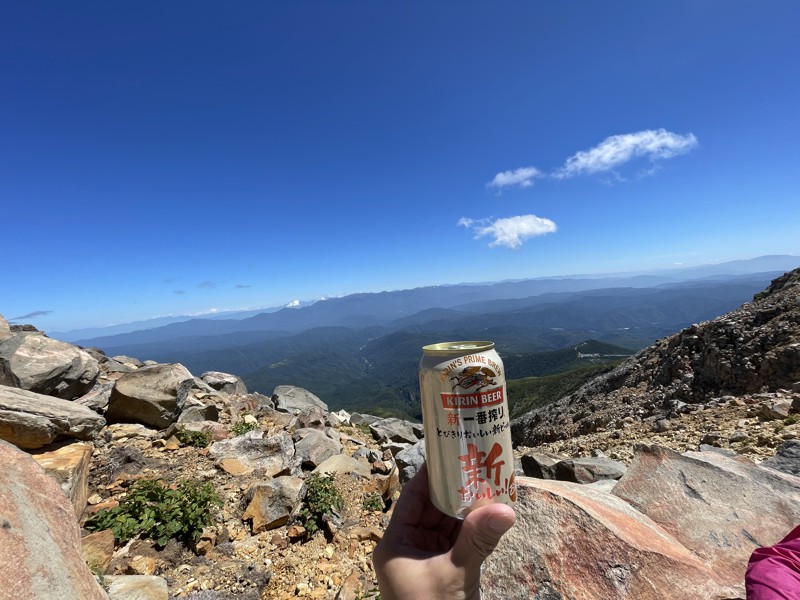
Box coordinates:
[487,514,513,534]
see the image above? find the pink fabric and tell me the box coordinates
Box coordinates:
[746,524,800,599]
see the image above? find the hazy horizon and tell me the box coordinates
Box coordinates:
[10,253,799,335]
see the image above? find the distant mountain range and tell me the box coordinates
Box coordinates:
[63,255,800,419]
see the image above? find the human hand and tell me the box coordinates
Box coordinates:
[372,462,516,600]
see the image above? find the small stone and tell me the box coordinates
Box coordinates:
[729,431,749,443]
[287,524,306,540]
[126,555,157,576]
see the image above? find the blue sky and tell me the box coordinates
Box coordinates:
[3,1,799,332]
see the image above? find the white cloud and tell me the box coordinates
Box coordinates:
[459,214,557,249]
[285,300,301,308]
[554,129,698,179]
[487,166,542,189]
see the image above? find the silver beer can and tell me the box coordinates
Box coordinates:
[419,341,517,519]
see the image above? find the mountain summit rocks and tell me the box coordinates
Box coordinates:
[512,268,800,447]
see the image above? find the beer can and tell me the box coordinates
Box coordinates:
[419,341,516,519]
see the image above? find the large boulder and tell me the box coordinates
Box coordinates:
[272,385,328,413]
[293,428,343,469]
[760,439,800,476]
[368,418,422,445]
[553,456,627,484]
[0,331,99,399]
[313,454,372,479]
[481,476,740,599]
[0,440,109,599]
[209,430,298,477]
[105,363,194,429]
[0,384,105,449]
[612,444,800,590]
[201,371,248,395]
[395,440,425,484]
[519,451,565,479]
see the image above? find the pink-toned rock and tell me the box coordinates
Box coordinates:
[612,445,800,589]
[31,441,93,517]
[481,476,740,600]
[0,439,108,599]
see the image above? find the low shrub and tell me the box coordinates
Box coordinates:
[175,427,211,448]
[230,419,259,437]
[362,493,383,512]
[296,473,344,539]
[87,478,221,547]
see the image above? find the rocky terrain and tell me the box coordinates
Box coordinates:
[512,268,800,448]
[1,268,800,599]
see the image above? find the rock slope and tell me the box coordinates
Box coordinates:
[512,267,800,447]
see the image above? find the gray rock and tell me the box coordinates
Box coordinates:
[200,371,248,395]
[369,418,420,444]
[349,413,380,427]
[729,430,749,443]
[520,451,565,479]
[331,409,351,425]
[761,439,800,476]
[353,447,382,463]
[0,384,106,449]
[243,476,304,533]
[0,440,109,599]
[272,385,327,413]
[288,406,327,431]
[292,428,342,468]
[111,355,144,368]
[177,397,220,423]
[553,456,627,484]
[209,430,298,477]
[760,399,792,421]
[105,363,194,429]
[381,441,411,457]
[395,440,425,484]
[313,454,371,479]
[74,381,114,414]
[0,331,99,399]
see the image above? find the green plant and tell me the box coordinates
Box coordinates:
[296,473,344,539]
[230,419,259,437]
[774,422,786,434]
[175,427,210,448]
[355,422,372,436]
[785,414,799,425]
[87,478,221,547]
[362,493,383,512]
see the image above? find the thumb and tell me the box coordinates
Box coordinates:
[450,503,516,571]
